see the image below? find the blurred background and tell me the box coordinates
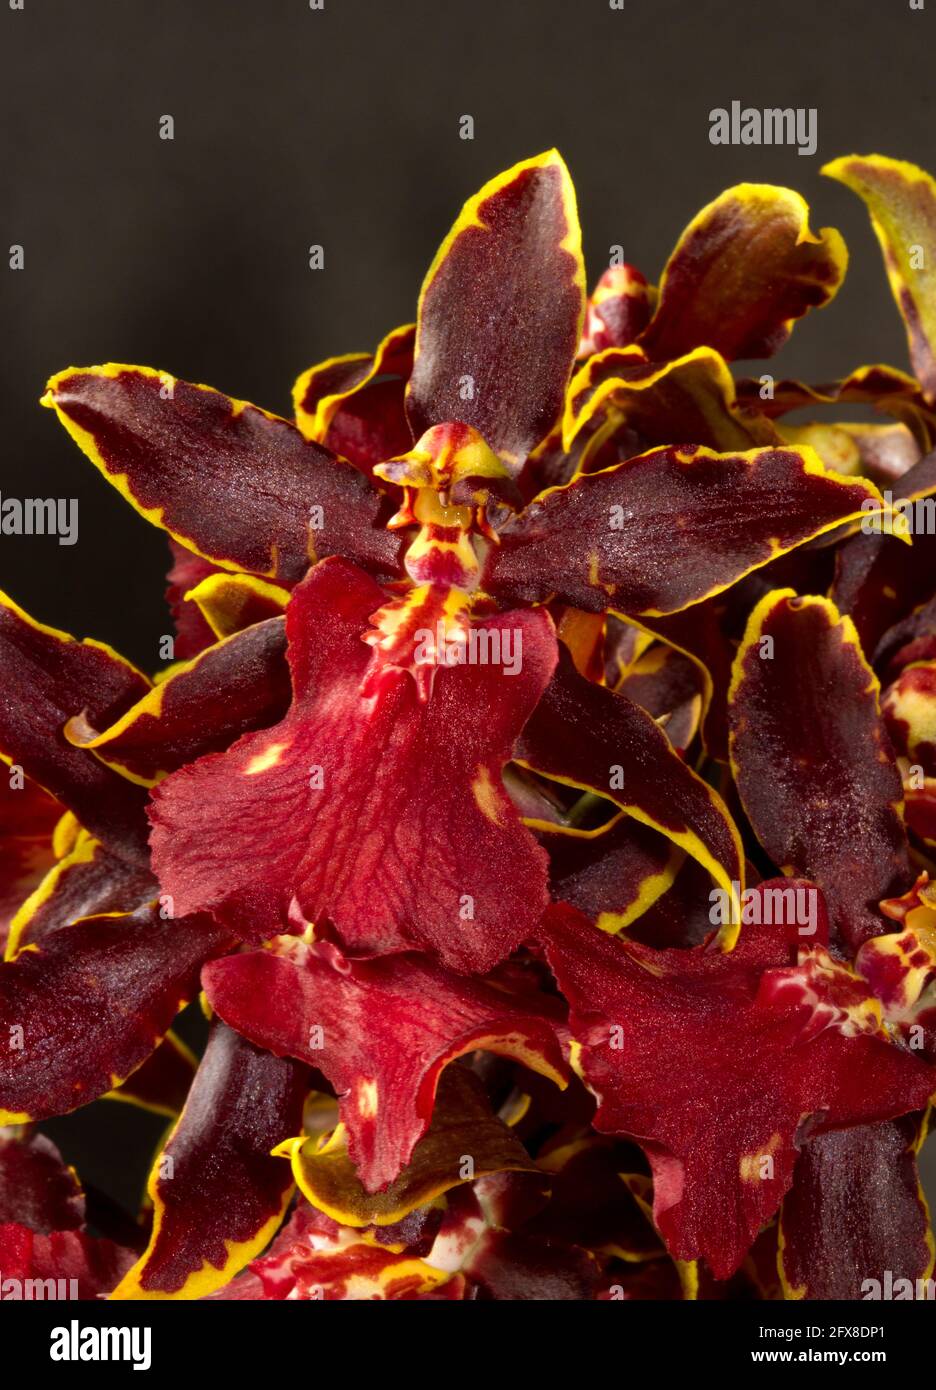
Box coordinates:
[2,0,935,1214]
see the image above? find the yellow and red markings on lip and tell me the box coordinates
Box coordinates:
[149,558,559,974]
[855,874,936,1057]
[377,421,519,593]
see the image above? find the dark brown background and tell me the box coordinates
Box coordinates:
[2,0,935,1213]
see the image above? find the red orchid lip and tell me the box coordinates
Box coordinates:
[2,149,936,1303]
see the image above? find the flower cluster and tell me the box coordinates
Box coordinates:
[2,151,936,1301]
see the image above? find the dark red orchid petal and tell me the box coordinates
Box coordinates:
[639,184,846,362]
[182,570,290,643]
[616,642,705,754]
[563,345,778,454]
[515,415,624,504]
[165,541,223,660]
[625,854,728,950]
[753,366,897,418]
[407,151,585,472]
[639,598,736,761]
[0,903,230,1124]
[202,936,568,1193]
[579,265,652,357]
[779,1115,933,1300]
[67,618,291,786]
[835,529,936,659]
[112,1021,306,1300]
[483,445,885,618]
[294,325,416,477]
[320,377,414,477]
[6,835,156,957]
[539,901,934,1279]
[107,1031,197,1118]
[831,449,936,654]
[883,660,936,775]
[543,819,681,934]
[294,353,374,426]
[739,365,936,476]
[0,1223,135,1300]
[294,324,414,438]
[0,1129,84,1233]
[825,156,936,402]
[0,592,152,864]
[0,776,60,953]
[729,590,910,951]
[516,647,743,944]
[151,558,556,974]
[278,1064,538,1229]
[43,366,404,584]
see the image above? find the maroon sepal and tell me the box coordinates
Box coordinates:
[112,1021,307,1299]
[0,593,152,864]
[407,152,585,472]
[779,1116,933,1300]
[0,904,230,1122]
[483,445,884,617]
[729,590,910,951]
[44,366,404,583]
